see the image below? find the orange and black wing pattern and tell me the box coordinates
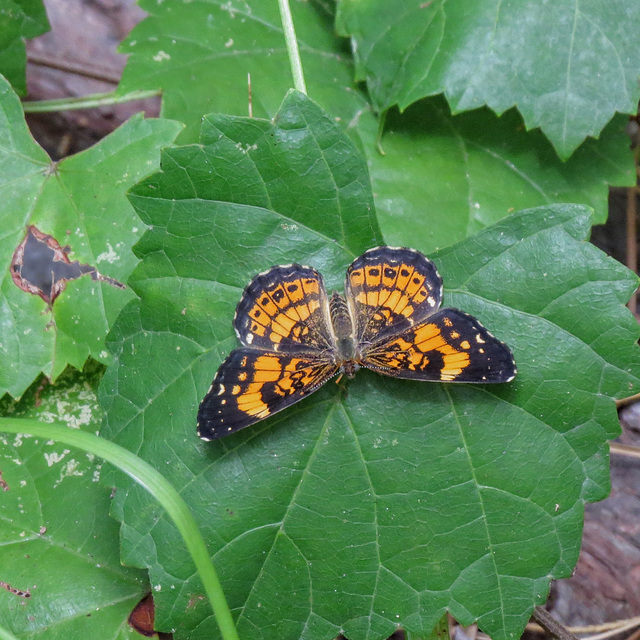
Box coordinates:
[197,263,339,440]
[233,264,335,353]
[197,350,337,439]
[361,308,516,383]
[345,246,443,345]
[198,247,517,440]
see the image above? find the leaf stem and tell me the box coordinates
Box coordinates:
[0,418,240,640]
[277,0,307,94]
[22,89,160,113]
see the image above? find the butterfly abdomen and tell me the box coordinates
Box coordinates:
[329,291,360,374]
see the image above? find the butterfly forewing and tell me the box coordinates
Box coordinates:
[234,264,335,354]
[345,246,443,345]
[361,308,516,383]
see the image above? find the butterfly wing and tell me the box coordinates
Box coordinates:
[197,349,338,439]
[345,246,443,346]
[233,264,336,354]
[361,308,516,383]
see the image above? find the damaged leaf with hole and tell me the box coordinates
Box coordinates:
[11,226,125,306]
[0,74,182,398]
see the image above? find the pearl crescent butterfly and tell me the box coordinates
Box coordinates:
[197,246,517,440]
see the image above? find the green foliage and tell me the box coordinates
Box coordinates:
[117,0,634,251]
[0,2,639,640]
[367,99,632,250]
[0,0,48,95]
[0,363,149,638]
[98,92,640,640]
[0,76,182,398]
[336,0,640,159]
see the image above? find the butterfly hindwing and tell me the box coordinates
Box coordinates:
[197,349,338,439]
[345,246,443,345]
[234,264,335,354]
[361,308,517,383]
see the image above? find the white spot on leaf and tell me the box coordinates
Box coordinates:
[44,450,70,467]
[96,243,119,264]
[53,459,85,488]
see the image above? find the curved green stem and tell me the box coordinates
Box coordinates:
[0,624,19,640]
[22,89,160,113]
[0,418,239,640]
[278,0,307,94]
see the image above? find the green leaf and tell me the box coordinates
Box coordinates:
[336,0,640,159]
[0,0,49,95]
[0,75,183,399]
[117,0,361,142]
[361,98,634,252]
[99,92,640,640]
[131,90,381,259]
[0,364,149,639]
[116,0,634,252]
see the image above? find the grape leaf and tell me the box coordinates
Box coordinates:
[0,365,149,639]
[336,0,640,159]
[99,92,640,640]
[0,75,183,399]
[116,0,634,253]
[361,98,633,251]
[0,0,49,95]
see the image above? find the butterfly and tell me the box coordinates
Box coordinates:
[197,246,516,440]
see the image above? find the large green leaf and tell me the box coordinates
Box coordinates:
[129,91,381,259]
[99,92,640,640]
[116,0,634,252]
[0,0,49,95]
[0,364,149,639]
[336,0,640,159]
[0,75,182,399]
[118,0,358,138]
[358,98,632,251]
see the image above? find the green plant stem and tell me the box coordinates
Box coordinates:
[376,109,388,156]
[0,625,19,640]
[0,418,240,640]
[278,0,307,94]
[22,89,160,113]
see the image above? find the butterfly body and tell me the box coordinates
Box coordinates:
[328,291,360,376]
[197,246,516,440]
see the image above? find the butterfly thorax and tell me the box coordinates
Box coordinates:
[329,291,360,377]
